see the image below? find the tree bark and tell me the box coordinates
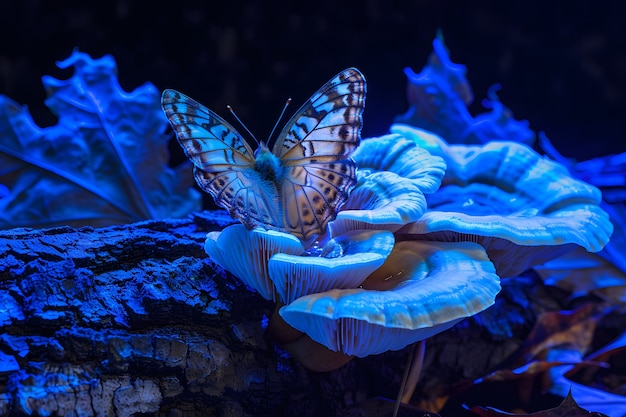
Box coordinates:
[0,211,573,417]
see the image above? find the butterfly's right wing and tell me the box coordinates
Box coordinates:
[271,68,366,242]
[162,89,277,225]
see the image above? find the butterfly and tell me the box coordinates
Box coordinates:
[161,68,366,243]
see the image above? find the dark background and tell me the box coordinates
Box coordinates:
[1,0,624,161]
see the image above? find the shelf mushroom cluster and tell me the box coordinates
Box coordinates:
[391,124,613,278]
[204,128,612,371]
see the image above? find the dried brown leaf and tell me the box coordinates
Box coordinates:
[546,332,626,416]
[516,304,600,365]
[469,390,609,416]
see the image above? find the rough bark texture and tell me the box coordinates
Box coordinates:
[0,211,571,417]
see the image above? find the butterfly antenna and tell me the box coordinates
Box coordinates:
[227,105,260,146]
[267,98,292,144]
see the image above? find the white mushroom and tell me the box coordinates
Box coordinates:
[204,224,305,300]
[269,229,395,304]
[391,124,614,277]
[205,225,396,306]
[279,240,501,358]
[329,171,428,237]
[352,133,446,194]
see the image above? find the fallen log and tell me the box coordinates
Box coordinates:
[0,211,572,416]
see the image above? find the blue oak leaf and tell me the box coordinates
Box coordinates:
[0,50,201,229]
[395,34,535,146]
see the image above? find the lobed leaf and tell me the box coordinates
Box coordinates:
[0,50,201,229]
[470,390,609,416]
[394,34,535,146]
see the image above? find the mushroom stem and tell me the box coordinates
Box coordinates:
[266,302,355,371]
[282,335,355,372]
[401,339,426,403]
[392,339,426,417]
[266,302,304,345]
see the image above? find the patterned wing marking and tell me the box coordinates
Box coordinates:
[193,168,280,229]
[270,68,365,241]
[273,68,366,162]
[280,160,357,241]
[162,89,255,171]
[163,89,270,221]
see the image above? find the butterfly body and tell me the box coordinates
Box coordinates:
[253,142,284,183]
[162,68,366,243]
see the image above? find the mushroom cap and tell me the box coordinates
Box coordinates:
[205,224,305,300]
[329,171,428,237]
[351,133,446,194]
[390,124,451,157]
[279,240,501,357]
[400,205,612,278]
[205,225,396,305]
[269,230,395,304]
[391,124,614,277]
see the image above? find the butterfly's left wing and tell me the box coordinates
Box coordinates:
[162,89,281,228]
[272,68,366,242]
